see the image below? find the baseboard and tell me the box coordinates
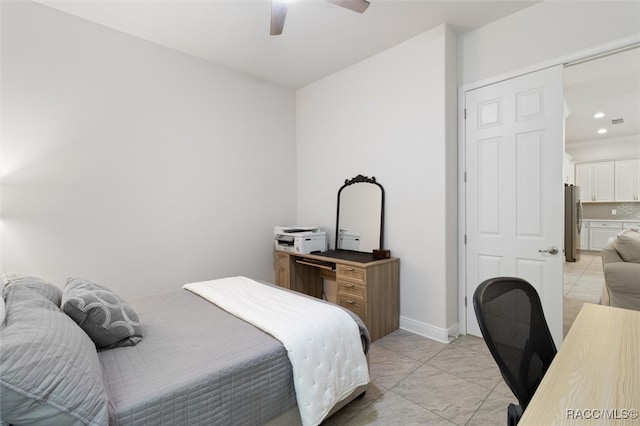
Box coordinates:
[447,322,460,341]
[399,316,459,344]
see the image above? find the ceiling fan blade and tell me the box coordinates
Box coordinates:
[327,0,370,14]
[270,0,288,36]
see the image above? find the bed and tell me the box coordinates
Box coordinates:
[0,275,370,426]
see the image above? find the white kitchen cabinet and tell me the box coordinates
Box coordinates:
[623,221,640,231]
[594,163,614,201]
[579,220,589,249]
[575,162,614,202]
[615,159,640,201]
[575,164,593,201]
[563,154,575,185]
[589,221,622,251]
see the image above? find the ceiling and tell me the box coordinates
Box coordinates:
[564,47,640,146]
[36,0,539,89]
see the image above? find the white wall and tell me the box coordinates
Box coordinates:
[0,2,297,299]
[567,136,640,162]
[459,1,640,86]
[296,25,459,342]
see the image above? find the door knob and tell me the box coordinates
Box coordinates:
[538,246,559,255]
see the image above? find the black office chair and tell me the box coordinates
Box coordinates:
[473,277,557,426]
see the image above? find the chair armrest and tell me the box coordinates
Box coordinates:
[604,262,640,311]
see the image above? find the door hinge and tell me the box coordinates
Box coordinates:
[464,172,467,183]
[464,109,467,119]
[464,234,467,245]
[465,296,467,307]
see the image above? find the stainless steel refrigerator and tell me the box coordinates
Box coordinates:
[564,185,582,262]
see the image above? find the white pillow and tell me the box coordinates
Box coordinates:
[613,228,640,264]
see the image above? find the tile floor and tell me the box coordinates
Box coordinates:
[324,252,606,425]
[562,253,606,336]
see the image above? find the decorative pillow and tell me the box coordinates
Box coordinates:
[62,278,142,349]
[0,284,113,425]
[613,228,640,264]
[3,273,63,307]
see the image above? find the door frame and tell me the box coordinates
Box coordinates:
[457,33,640,335]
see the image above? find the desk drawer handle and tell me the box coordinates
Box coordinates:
[344,299,355,304]
[344,283,355,288]
[344,267,355,272]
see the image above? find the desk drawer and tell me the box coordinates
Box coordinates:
[336,265,366,284]
[337,281,366,300]
[275,253,289,267]
[337,296,366,321]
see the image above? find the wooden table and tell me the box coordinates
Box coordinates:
[519,303,640,425]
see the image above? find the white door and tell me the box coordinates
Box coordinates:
[465,66,565,347]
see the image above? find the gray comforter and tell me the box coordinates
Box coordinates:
[99,288,369,425]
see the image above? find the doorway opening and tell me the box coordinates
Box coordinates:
[458,38,640,343]
[562,46,640,336]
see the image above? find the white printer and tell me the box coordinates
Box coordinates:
[338,229,361,251]
[274,226,327,254]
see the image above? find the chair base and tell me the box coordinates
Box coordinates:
[508,403,523,426]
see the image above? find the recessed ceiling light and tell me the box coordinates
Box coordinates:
[594,112,605,119]
[597,128,608,134]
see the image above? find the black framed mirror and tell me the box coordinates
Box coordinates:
[335,174,384,254]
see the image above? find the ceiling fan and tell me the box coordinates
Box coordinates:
[270,0,370,35]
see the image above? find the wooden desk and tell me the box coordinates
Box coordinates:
[519,303,640,425]
[274,250,399,342]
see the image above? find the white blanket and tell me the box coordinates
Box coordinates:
[183,276,370,426]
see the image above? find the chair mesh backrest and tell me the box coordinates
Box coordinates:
[473,277,557,410]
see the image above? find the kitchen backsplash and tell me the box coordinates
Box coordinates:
[582,202,640,220]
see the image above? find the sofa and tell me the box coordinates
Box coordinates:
[601,228,640,311]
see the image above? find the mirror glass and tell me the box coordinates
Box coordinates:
[335,175,384,253]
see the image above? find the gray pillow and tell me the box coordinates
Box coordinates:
[0,284,113,425]
[4,275,62,307]
[62,278,142,349]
